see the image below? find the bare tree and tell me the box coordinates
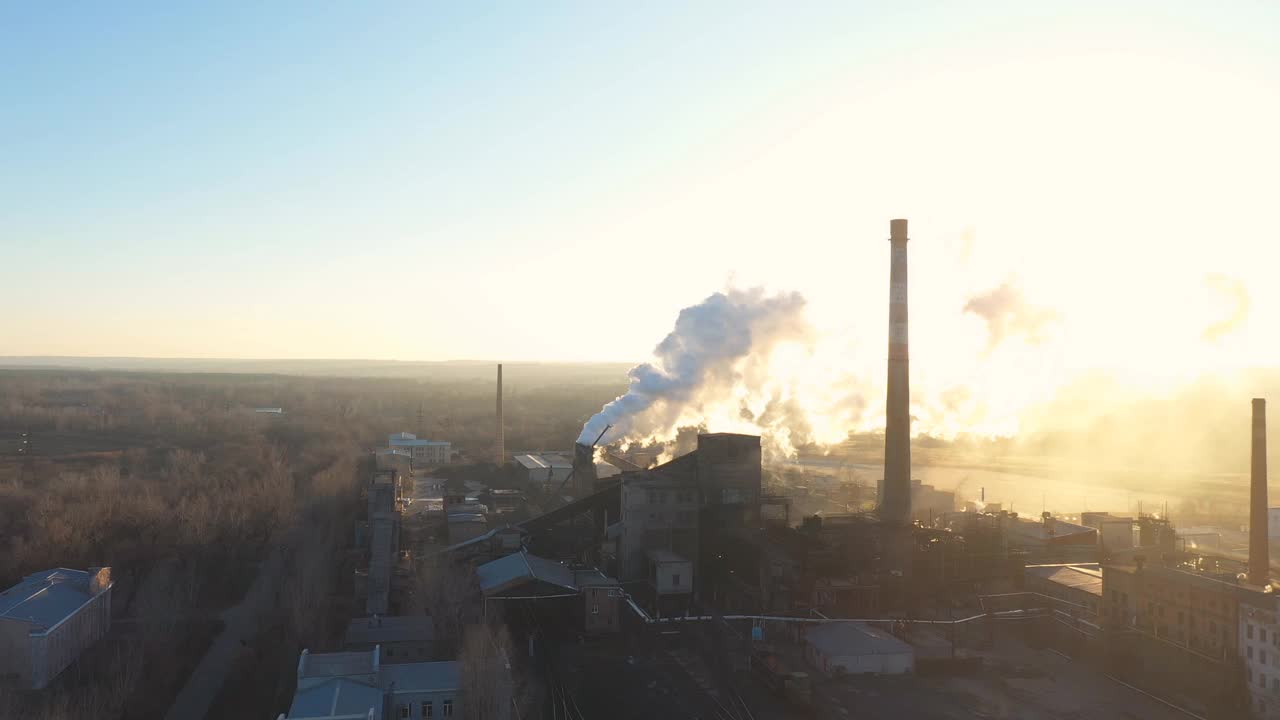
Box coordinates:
[460,622,515,720]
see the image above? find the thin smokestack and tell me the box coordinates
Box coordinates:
[881,218,912,528]
[1250,398,1268,586]
[496,364,504,465]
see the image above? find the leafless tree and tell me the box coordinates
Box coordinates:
[460,622,515,720]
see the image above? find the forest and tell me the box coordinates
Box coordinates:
[0,367,625,719]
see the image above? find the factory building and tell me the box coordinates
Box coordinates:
[278,647,460,720]
[1024,563,1102,618]
[513,453,574,491]
[388,432,451,465]
[0,567,113,689]
[1240,592,1280,719]
[804,622,915,676]
[617,469,699,581]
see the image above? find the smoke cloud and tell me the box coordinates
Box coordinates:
[578,287,866,458]
[1203,273,1250,342]
[963,282,1058,352]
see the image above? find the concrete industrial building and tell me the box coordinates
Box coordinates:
[388,433,451,466]
[804,622,915,676]
[0,567,113,689]
[618,469,699,581]
[279,647,460,720]
[1241,592,1280,719]
[1024,563,1102,618]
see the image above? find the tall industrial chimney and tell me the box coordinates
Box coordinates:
[881,218,912,529]
[495,364,505,465]
[1250,398,1269,586]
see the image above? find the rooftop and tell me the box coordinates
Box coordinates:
[388,432,450,448]
[344,615,434,647]
[380,661,460,694]
[478,550,577,596]
[0,568,110,633]
[300,650,378,678]
[806,622,914,657]
[1025,563,1104,597]
[645,549,689,564]
[514,453,572,471]
[287,677,381,719]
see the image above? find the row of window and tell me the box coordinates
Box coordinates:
[644,490,696,504]
[398,699,453,718]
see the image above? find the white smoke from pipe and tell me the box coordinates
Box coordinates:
[578,287,866,459]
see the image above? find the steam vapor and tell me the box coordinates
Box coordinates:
[578,287,860,457]
[1203,273,1250,342]
[963,282,1057,352]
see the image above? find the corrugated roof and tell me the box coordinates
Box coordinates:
[0,568,106,632]
[477,551,577,596]
[805,622,914,658]
[1025,564,1103,596]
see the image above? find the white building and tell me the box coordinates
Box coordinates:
[1241,594,1280,719]
[513,453,573,490]
[388,433,451,465]
[0,567,113,689]
[804,622,915,676]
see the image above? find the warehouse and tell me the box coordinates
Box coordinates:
[804,621,915,676]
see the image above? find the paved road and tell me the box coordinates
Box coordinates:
[163,540,288,720]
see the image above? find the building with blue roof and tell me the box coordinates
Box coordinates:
[277,646,460,720]
[0,567,113,689]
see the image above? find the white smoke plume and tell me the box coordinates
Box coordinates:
[578,287,867,459]
[1202,273,1250,342]
[963,281,1058,352]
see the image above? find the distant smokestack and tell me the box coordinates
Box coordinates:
[496,364,504,465]
[1250,398,1269,586]
[881,219,912,528]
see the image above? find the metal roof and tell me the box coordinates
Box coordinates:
[513,453,572,470]
[286,678,381,719]
[380,661,460,693]
[1025,564,1104,597]
[0,568,107,632]
[477,551,577,596]
[806,622,914,658]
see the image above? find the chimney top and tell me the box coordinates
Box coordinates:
[890,219,909,241]
[1256,398,1266,409]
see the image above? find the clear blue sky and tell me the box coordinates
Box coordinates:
[3,2,1278,363]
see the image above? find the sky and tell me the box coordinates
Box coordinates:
[3,1,1280,388]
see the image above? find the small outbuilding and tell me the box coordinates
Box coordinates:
[804,622,915,676]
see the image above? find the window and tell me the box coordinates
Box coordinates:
[1250,646,1255,660]
[443,699,454,717]
[1250,623,1256,640]
[1266,650,1270,666]
[422,701,434,718]
[592,601,600,615]
[1262,673,1268,689]
[399,706,410,719]
[672,573,681,587]
[1177,611,1184,624]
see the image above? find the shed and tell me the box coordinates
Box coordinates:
[804,622,915,676]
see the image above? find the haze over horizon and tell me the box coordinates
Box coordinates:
[5,1,1280,444]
